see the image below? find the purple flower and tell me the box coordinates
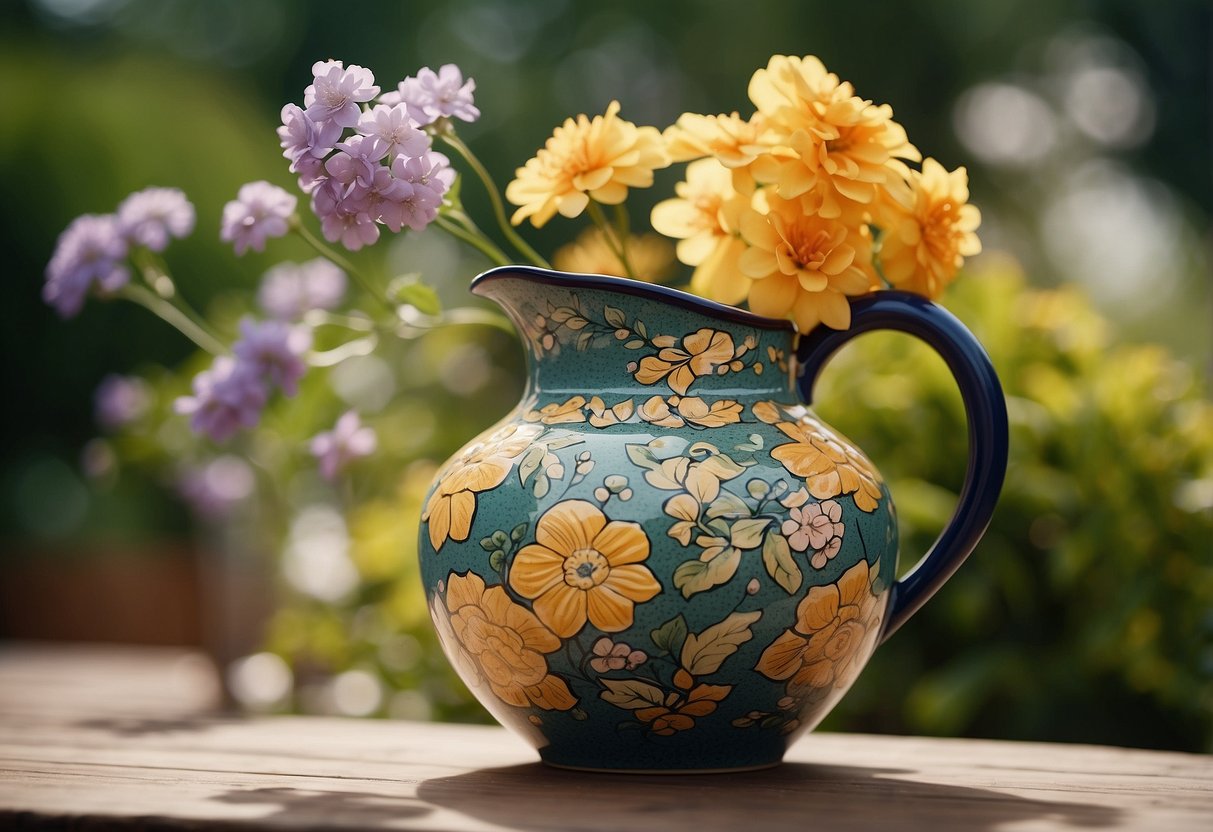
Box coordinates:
[117,187,196,252]
[257,259,347,320]
[220,181,297,255]
[382,64,479,125]
[174,357,268,443]
[304,60,379,129]
[232,317,312,397]
[357,104,429,160]
[321,207,380,251]
[386,152,450,231]
[43,214,130,318]
[95,374,151,430]
[325,135,384,192]
[176,456,255,518]
[278,103,342,170]
[350,166,414,232]
[310,411,377,480]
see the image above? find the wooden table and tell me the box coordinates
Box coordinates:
[1,642,1209,830]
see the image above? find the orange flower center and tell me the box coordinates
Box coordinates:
[564,548,610,589]
[782,225,834,271]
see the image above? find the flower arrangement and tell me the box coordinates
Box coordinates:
[46,54,981,458]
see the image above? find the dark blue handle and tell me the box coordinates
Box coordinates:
[796,291,1008,643]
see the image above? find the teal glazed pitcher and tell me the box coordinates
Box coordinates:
[418,266,1008,772]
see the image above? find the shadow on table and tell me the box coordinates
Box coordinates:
[74,716,242,737]
[210,787,433,828]
[416,761,1123,832]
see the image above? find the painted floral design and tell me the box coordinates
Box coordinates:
[766,418,883,512]
[423,423,543,550]
[782,499,845,569]
[754,559,883,696]
[429,571,577,710]
[509,499,661,638]
[634,327,736,394]
[589,637,647,673]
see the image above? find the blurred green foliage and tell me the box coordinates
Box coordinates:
[814,260,1213,752]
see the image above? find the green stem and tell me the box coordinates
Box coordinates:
[613,202,635,277]
[117,284,226,355]
[434,214,511,267]
[439,130,551,269]
[431,306,517,336]
[290,218,395,314]
[587,201,635,279]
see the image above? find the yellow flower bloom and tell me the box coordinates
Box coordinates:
[422,423,543,551]
[634,327,736,395]
[747,54,920,219]
[552,227,675,282]
[431,571,577,710]
[755,559,883,695]
[737,195,874,331]
[662,112,766,193]
[768,419,883,512]
[876,158,982,299]
[509,499,661,638]
[651,158,751,304]
[506,100,670,228]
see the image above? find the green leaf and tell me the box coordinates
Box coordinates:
[762,532,802,594]
[491,530,509,546]
[603,305,626,328]
[730,517,772,549]
[394,281,442,316]
[680,610,762,676]
[673,547,740,598]
[489,550,506,572]
[706,492,751,519]
[479,536,496,551]
[518,445,546,486]
[510,522,529,543]
[650,615,689,656]
[625,442,661,471]
[600,678,667,710]
[533,474,550,499]
[624,339,646,349]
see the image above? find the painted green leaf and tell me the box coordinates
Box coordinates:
[600,678,667,710]
[625,442,661,471]
[518,445,546,486]
[706,492,751,519]
[510,522,529,543]
[533,474,550,499]
[650,615,689,656]
[489,550,506,572]
[730,517,772,549]
[603,305,626,328]
[680,610,762,676]
[762,531,802,594]
[479,536,496,551]
[673,546,740,598]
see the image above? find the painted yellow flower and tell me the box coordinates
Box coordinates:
[423,424,543,551]
[509,499,661,638]
[755,559,883,695]
[430,571,577,710]
[524,395,587,425]
[553,227,675,282]
[738,195,874,331]
[506,100,670,228]
[876,158,982,300]
[651,158,751,305]
[635,327,736,395]
[747,54,920,219]
[769,419,883,512]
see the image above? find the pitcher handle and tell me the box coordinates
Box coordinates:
[796,291,1009,643]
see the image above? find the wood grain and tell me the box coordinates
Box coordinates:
[1,642,1209,831]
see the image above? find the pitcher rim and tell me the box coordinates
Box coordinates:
[471,265,797,332]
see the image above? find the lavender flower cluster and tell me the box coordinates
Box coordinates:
[272,61,478,252]
[44,188,195,317]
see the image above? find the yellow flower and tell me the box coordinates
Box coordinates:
[737,195,873,331]
[634,327,736,395]
[431,571,577,710]
[506,100,670,228]
[769,419,883,512]
[747,55,920,219]
[509,499,661,638]
[422,423,542,551]
[755,559,883,694]
[524,395,587,425]
[876,158,982,299]
[663,111,766,168]
[552,227,675,282]
[651,158,751,304]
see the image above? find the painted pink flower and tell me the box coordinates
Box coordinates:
[782,499,845,568]
[589,637,647,673]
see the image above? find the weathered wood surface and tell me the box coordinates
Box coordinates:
[0,642,1210,830]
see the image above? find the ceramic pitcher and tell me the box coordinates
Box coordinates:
[418,266,1008,772]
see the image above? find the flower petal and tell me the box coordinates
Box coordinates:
[509,544,567,599]
[531,581,588,638]
[536,499,606,554]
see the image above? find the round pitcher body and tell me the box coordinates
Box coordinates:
[418,269,900,772]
